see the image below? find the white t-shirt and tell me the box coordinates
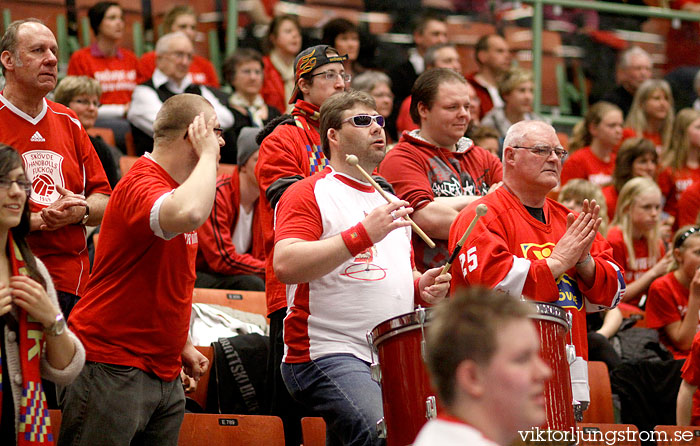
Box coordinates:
[414,419,500,446]
[232,204,254,254]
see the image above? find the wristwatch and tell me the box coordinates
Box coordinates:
[44,313,66,337]
[81,204,90,225]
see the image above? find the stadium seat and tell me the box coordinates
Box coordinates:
[577,423,640,446]
[654,425,700,445]
[87,127,117,147]
[582,361,615,424]
[178,413,284,445]
[192,288,267,319]
[301,417,326,446]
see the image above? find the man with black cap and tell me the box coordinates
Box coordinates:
[255,44,347,443]
[196,127,265,291]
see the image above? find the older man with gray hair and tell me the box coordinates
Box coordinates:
[127,31,233,154]
[448,120,625,418]
[601,46,653,117]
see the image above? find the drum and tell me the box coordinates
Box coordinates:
[368,307,435,446]
[528,301,576,437]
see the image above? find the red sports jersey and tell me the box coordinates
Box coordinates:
[560,146,615,188]
[602,185,618,222]
[378,131,502,272]
[137,51,219,87]
[681,330,700,426]
[621,128,663,152]
[196,171,265,276]
[606,226,664,306]
[646,272,698,359]
[67,44,139,106]
[0,94,111,296]
[448,187,625,360]
[275,168,415,363]
[68,155,198,381]
[255,100,328,315]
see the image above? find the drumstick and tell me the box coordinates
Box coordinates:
[345,154,436,249]
[440,204,488,275]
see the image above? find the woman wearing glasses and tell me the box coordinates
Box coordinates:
[0,144,85,444]
[54,76,121,188]
[221,48,281,164]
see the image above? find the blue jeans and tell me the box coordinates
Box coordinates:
[281,354,385,446]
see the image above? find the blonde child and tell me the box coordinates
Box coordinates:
[647,226,700,359]
[558,179,609,236]
[608,177,670,307]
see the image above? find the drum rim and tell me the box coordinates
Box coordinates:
[370,308,431,347]
[528,300,571,330]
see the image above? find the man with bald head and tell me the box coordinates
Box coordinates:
[601,46,653,117]
[448,120,624,394]
[61,93,222,445]
[127,31,233,154]
[0,19,111,316]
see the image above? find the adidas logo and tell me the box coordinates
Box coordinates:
[30,131,45,142]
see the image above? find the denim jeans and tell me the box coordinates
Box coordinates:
[281,354,385,446]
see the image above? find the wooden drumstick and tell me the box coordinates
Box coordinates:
[440,204,488,275]
[345,154,436,249]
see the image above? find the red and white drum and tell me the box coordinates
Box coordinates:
[368,307,435,446]
[529,301,576,434]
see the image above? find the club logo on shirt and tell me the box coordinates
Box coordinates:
[341,246,387,281]
[22,150,65,205]
[184,231,198,245]
[520,242,584,311]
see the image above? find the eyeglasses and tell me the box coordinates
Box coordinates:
[0,178,32,195]
[71,98,101,107]
[183,127,225,140]
[512,145,568,161]
[168,51,194,61]
[309,70,351,82]
[342,114,385,128]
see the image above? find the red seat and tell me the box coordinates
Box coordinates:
[576,423,640,446]
[582,361,615,424]
[301,417,326,446]
[178,413,284,445]
[654,425,700,445]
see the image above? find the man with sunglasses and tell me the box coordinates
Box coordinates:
[379,68,503,273]
[448,120,624,416]
[0,19,111,318]
[128,31,233,154]
[274,90,450,445]
[254,43,348,444]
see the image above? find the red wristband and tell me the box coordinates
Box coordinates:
[414,277,421,299]
[341,222,373,256]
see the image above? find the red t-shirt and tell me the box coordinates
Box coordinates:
[658,166,700,226]
[69,155,198,381]
[137,51,219,87]
[378,132,503,272]
[681,330,700,425]
[679,180,700,228]
[0,95,112,296]
[67,44,139,106]
[449,187,625,360]
[560,146,615,188]
[621,128,663,151]
[606,225,664,306]
[260,55,287,114]
[646,272,699,359]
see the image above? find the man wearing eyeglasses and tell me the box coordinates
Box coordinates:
[0,19,111,317]
[127,31,233,155]
[379,68,503,273]
[274,90,450,445]
[448,120,624,389]
[255,43,348,444]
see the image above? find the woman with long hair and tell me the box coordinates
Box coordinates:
[260,14,303,114]
[623,79,674,151]
[0,144,85,443]
[658,108,700,228]
[562,101,623,188]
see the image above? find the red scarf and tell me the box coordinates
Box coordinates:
[291,100,328,174]
[0,233,54,445]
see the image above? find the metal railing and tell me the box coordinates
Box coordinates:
[523,0,700,126]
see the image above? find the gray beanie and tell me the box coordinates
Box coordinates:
[237,127,261,167]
